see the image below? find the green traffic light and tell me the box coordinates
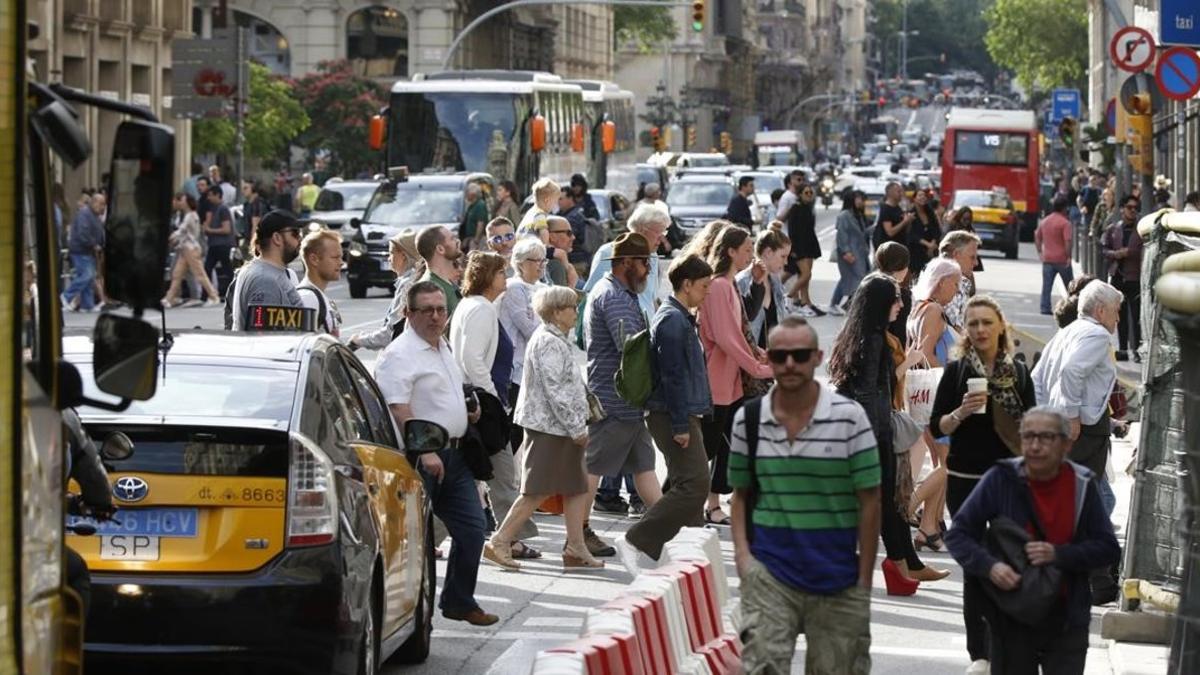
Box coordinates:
[692,20,703,32]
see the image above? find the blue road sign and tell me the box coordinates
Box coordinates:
[1043,111,1059,139]
[1050,88,1081,123]
[1161,0,1199,48]
[1156,47,1200,102]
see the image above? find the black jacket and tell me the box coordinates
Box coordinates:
[725,193,754,227]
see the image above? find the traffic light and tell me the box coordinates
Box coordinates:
[691,0,705,32]
[687,124,696,150]
[1058,117,1077,148]
[1129,92,1151,116]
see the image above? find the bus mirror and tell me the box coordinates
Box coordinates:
[602,121,616,154]
[31,99,91,169]
[571,123,585,153]
[104,120,174,312]
[92,314,159,402]
[369,115,386,151]
[530,114,546,153]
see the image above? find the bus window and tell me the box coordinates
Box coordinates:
[953,131,1029,166]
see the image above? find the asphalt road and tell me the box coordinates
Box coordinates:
[62,207,1135,673]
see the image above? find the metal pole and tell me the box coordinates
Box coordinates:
[442,0,690,70]
[901,0,908,81]
[236,26,245,199]
[784,93,840,131]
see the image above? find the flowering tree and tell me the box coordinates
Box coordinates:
[292,60,387,178]
[192,61,310,164]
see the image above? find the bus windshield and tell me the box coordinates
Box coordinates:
[954,131,1029,166]
[388,92,520,176]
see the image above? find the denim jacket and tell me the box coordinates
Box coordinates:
[646,296,713,432]
[735,267,786,346]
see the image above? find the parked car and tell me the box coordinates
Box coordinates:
[949,188,1020,259]
[65,332,436,674]
[346,173,495,298]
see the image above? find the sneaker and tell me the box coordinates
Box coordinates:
[826,304,846,316]
[806,303,827,317]
[628,502,646,519]
[796,304,818,318]
[592,494,629,515]
[583,526,616,557]
[60,293,79,312]
[203,298,222,307]
[614,535,643,577]
[965,660,990,675]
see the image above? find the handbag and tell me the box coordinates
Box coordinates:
[981,511,1063,628]
[890,409,923,453]
[739,305,773,399]
[904,355,943,426]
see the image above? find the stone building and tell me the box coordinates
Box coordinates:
[26,0,195,195]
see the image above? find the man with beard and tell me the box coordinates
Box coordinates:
[417,225,465,319]
[584,232,664,559]
[230,210,305,330]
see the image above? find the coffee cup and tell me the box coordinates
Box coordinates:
[967,377,988,414]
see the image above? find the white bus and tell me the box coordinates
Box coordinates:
[567,79,637,199]
[374,70,590,198]
[754,130,806,167]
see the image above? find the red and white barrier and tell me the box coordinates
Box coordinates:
[584,596,673,675]
[659,527,730,610]
[533,635,642,675]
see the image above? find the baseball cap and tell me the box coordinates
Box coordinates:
[256,210,300,239]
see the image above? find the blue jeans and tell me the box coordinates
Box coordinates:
[63,253,97,310]
[420,448,486,614]
[1040,262,1074,313]
[1096,476,1116,517]
[830,257,867,308]
[598,474,642,507]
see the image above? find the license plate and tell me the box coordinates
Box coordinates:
[977,231,994,240]
[100,535,160,561]
[67,507,199,538]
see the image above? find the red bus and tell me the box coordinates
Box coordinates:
[941,107,1040,233]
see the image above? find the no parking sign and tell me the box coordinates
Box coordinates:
[1156,47,1200,101]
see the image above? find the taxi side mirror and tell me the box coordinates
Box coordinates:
[403,419,449,454]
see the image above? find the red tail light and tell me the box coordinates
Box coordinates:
[286,434,338,548]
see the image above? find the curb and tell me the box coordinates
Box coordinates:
[1010,326,1140,393]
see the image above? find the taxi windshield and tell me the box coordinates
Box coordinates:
[75,363,298,424]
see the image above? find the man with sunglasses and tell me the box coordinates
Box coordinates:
[229,210,304,330]
[728,316,881,674]
[945,406,1119,674]
[1100,195,1144,361]
[545,215,580,288]
[485,217,517,274]
[1035,196,1075,315]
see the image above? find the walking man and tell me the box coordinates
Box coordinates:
[584,232,665,556]
[1031,280,1123,604]
[618,254,714,574]
[62,192,106,312]
[416,225,464,319]
[939,230,982,331]
[296,230,344,336]
[1036,196,1075,315]
[729,316,881,675]
[725,175,755,228]
[945,406,1120,674]
[376,281,498,627]
[202,185,237,296]
[545,216,580,288]
[1101,195,1145,361]
[229,211,304,331]
[874,181,914,247]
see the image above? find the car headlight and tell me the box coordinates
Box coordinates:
[821,178,834,189]
[349,241,367,257]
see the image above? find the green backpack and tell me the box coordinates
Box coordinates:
[614,318,653,407]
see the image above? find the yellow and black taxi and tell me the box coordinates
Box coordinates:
[64,331,434,674]
[948,188,1020,259]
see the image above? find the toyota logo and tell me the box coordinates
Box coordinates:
[113,476,149,503]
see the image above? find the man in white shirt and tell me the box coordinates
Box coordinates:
[375,281,498,627]
[296,229,343,337]
[1031,279,1122,604]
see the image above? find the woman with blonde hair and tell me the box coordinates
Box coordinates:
[486,285,603,570]
[929,294,1036,670]
[681,219,733,261]
[908,257,962,369]
[348,229,423,350]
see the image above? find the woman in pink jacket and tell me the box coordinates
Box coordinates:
[699,226,774,525]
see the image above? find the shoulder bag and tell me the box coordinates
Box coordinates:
[980,487,1063,627]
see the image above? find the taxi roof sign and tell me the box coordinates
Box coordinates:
[247,305,316,332]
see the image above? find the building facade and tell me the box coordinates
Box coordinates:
[26,0,194,195]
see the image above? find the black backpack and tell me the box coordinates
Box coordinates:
[742,397,764,545]
[296,285,328,333]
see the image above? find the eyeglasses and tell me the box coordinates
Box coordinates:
[1019,431,1065,444]
[411,305,448,317]
[489,232,516,244]
[281,228,301,239]
[523,257,547,266]
[767,348,815,364]
[549,229,574,237]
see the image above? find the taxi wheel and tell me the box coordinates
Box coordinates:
[358,581,379,675]
[391,515,435,664]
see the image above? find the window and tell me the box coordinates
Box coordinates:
[340,353,399,449]
[953,131,1029,167]
[321,356,373,445]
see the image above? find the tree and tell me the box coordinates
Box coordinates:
[292,60,387,178]
[192,61,310,164]
[872,0,996,82]
[614,2,676,52]
[984,0,1088,91]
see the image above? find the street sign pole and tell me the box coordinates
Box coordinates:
[236,26,246,198]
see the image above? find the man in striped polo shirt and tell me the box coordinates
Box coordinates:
[729,316,882,674]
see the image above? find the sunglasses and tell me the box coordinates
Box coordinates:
[767,348,815,364]
[489,232,516,244]
[549,229,574,236]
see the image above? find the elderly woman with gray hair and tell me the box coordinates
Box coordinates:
[484,285,603,571]
[584,201,670,318]
[499,236,548,447]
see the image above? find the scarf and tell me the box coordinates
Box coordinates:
[965,347,1025,454]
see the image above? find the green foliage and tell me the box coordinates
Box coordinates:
[872,0,996,81]
[615,1,676,52]
[984,0,1088,91]
[190,61,310,164]
[291,60,388,177]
